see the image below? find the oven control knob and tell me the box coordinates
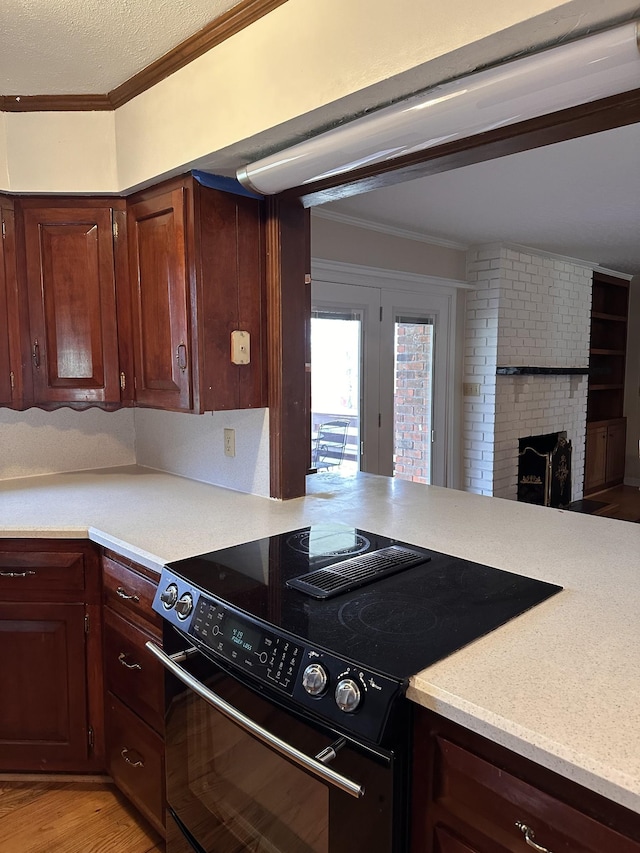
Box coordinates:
[302,663,328,696]
[160,583,178,609]
[175,592,194,620]
[335,678,362,713]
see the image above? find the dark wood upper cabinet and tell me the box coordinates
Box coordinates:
[128,187,191,410]
[0,197,22,407]
[18,199,129,407]
[127,175,266,413]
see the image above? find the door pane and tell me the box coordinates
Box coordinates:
[311,312,361,473]
[393,316,434,485]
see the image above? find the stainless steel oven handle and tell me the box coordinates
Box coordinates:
[146,641,365,799]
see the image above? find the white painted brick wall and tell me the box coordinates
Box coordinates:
[463,245,592,500]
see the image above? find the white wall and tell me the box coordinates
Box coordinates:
[3,111,118,193]
[0,405,271,495]
[0,113,8,189]
[133,407,270,497]
[0,407,135,480]
[311,213,466,280]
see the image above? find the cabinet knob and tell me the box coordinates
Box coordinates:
[32,340,40,368]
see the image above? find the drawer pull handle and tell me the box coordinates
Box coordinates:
[121,748,144,768]
[515,822,553,853]
[116,586,140,602]
[0,570,36,578]
[118,652,142,670]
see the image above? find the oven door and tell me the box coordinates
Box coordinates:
[147,641,406,853]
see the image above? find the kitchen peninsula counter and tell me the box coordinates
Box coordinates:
[0,464,638,817]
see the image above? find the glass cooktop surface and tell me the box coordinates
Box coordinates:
[167,523,562,679]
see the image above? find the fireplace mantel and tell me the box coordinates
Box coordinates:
[496,366,589,376]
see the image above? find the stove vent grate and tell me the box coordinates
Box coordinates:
[286,545,430,599]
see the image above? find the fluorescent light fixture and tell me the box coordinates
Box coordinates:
[237,22,640,195]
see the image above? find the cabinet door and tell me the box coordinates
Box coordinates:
[128,187,191,410]
[584,424,607,493]
[0,601,89,770]
[0,202,21,406]
[22,206,121,405]
[606,419,626,484]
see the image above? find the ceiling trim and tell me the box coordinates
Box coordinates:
[311,257,471,291]
[311,207,469,251]
[0,0,289,113]
[0,94,112,112]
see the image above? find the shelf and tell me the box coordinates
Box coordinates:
[591,312,627,322]
[496,366,589,376]
[590,349,625,356]
[589,384,624,391]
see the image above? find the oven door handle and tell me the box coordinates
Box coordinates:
[146,641,365,799]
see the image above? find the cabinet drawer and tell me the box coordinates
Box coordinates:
[105,607,164,734]
[106,691,164,835]
[0,550,85,599]
[433,736,640,853]
[103,556,161,630]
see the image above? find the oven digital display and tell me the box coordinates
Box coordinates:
[225,616,261,652]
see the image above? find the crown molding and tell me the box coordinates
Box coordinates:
[311,257,471,291]
[0,94,112,112]
[311,207,468,251]
[108,0,289,109]
[0,0,288,113]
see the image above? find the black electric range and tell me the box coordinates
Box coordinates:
[154,523,561,744]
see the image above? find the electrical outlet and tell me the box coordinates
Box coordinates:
[463,382,481,397]
[224,428,236,458]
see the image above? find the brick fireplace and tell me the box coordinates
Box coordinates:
[463,244,592,502]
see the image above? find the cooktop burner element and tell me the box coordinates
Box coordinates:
[285,527,371,557]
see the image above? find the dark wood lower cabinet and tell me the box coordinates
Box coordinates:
[0,539,103,772]
[0,601,89,770]
[412,707,640,852]
[102,550,166,836]
[106,691,165,836]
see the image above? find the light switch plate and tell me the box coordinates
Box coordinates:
[463,382,481,397]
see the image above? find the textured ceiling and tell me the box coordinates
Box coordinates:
[321,123,640,276]
[0,0,241,95]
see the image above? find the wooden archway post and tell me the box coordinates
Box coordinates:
[265,195,311,499]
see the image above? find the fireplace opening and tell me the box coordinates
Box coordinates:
[518,432,572,508]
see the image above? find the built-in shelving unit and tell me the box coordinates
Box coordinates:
[584,272,629,494]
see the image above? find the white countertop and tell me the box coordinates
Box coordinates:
[1,464,639,814]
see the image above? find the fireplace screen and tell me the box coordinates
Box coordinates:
[518,433,572,508]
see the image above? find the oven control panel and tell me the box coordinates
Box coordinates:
[189,595,303,695]
[154,570,404,742]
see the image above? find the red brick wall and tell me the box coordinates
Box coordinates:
[394,324,433,484]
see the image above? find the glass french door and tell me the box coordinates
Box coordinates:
[311,280,452,486]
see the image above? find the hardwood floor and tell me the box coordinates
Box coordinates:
[0,780,164,853]
[587,484,640,523]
